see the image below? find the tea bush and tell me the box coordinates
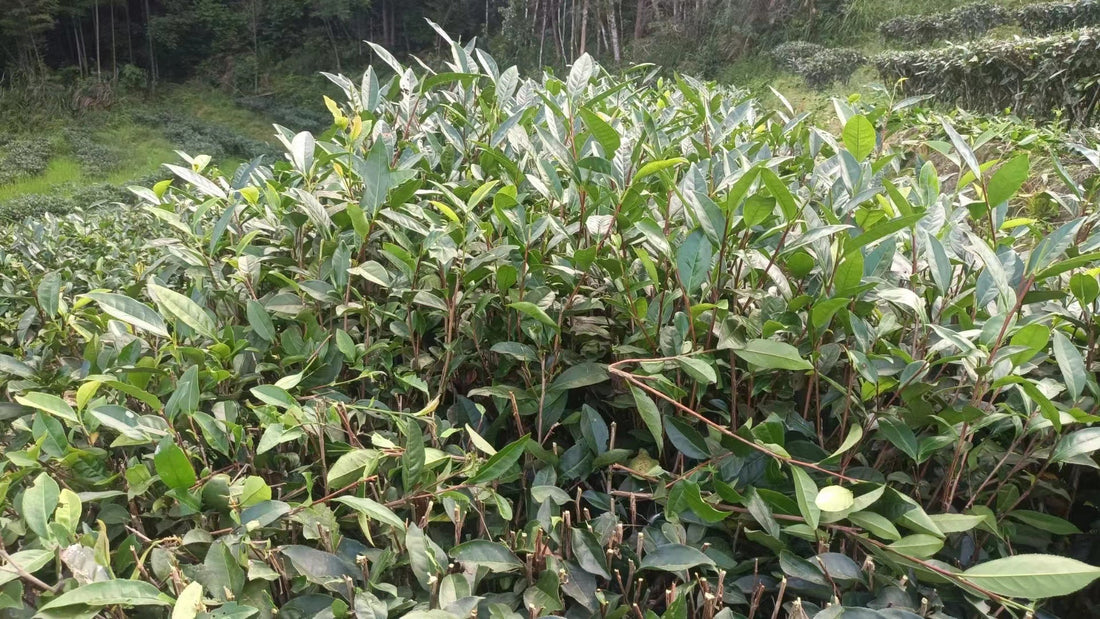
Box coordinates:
[2,35,1100,618]
[879,2,1011,46]
[0,193,73,222]
[1016,0,1100,35]
[875,27,1100,125]
[0,137,54,186]
[769,41,866,88]
[132,109,273,160]
[63,128,121,178]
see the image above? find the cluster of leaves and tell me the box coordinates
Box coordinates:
[0,137,54,186]
[1015,0,1100,36]
[234,95,332,134]
[3,31,1100,619]
[874,27,1100,125]
[878,3,1011,46]
[63,129,121,178]
[879,0,1100,46]
[0,174,165,224]
[768,41,866,88]
[131,110,273,161]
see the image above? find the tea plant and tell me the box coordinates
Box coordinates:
[875,27,1100,125]
[879,2,1010,46]
[2,32,1100,619]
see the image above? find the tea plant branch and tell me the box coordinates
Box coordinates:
[609,357,859,483]
[0,547,59,594]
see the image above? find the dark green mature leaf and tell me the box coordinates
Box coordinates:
[961,555,1100,599]
[549,363,608,392]
[676,230,713,294]
[571,528,611,578]
[22,473,59,540]
[37,271,62,318]
[665,417,709,459]
[1052,428,1100,464]
[508,301,558,330]
[1052,330,1087,401]
[15,392,78,425]
[733,339,813,371]
[190,541,245,603]
[468,435,529,484]
[1009,510,1082,535]
[150,282,217,340]
[83,292,169,337]
[888,534,943,559]
[450,540,523,572]
[246,300,277,341]
[746,489,782,539]
[630,385,663,455]
[639,544,715,572]
[986,154,1029,207]
[790,467,820,529]
[877,417,919,461]
[38,580,172,610]
[154,441,196,490]
[281,545,359,585]
[0,550,53,587]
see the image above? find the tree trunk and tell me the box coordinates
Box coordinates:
[325,19,342,72]
[144,0,157,91]
[251,0,261,92]
[125,0,133,64]
[579,0,589,55]
[94,0,102,79]
[606,0,621,64]
[110,0,117,79]
[634,0,649,41]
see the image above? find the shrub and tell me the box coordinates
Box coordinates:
[131,109,273,159]
[875,27,1100,124]
[2,37,1100,617]
[236,93,347,133]
[770,41,866,88]
[0,192,73,222]
[770,40,825,71]
[0,136,53,185]
[64,128,120,177]
[1016,0,1100,35]
[879,2,1011,45]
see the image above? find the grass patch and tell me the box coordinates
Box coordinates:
[158,84,278,142]
[98,123,178,184]
[0,156,82,202]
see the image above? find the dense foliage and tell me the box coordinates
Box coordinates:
[768,41,866,88]
[1015,0,1100,35]
[874,27,1100,125]
[4,35,1100,618]
[878,2,1011,47]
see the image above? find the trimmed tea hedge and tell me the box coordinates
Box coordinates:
[875,27,1100,124]
[878,2,1010,46]
[1017,0,1100,35]
[769,41,865,88]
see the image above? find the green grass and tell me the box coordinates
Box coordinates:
[159,84,277,142]
[0,157,83,202]
[98,123,178,183]
[0,83,278,204]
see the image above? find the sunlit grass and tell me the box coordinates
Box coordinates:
[159,84,276,142]
[0,156,83,201]
[0,83,276,203]
[99,123,178,183]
